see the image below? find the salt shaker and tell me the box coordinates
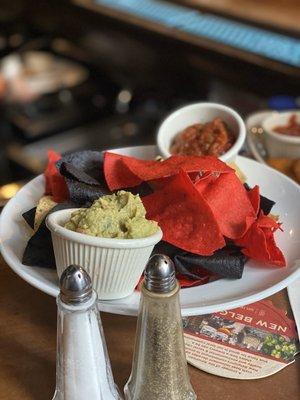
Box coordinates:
[52,265,121,400]
[124,254,196,400]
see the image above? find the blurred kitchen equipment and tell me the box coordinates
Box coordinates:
[0,51,89,102]
[0,49,118,141]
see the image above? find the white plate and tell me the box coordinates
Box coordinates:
[1,145,300,316]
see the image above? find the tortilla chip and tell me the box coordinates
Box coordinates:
[104,151,233,191]
[151,241,213,287]
[60,162,100,186]
[22,202,77,269]
[174,246,247,279]
[244,183,276,216]
[196,171,256,239]
[104,152,146,190]
[177,275,211,288]
[57,151,110,206]
[234,213,285,267]
[34,195,57,231]
[128,182,153,197]
[260,195,276,215]
[247,185,260,215]
[64,177,108,206]
[256,212,281,230]
[142,170,225,255]
[57,151,106,182]
[45,150,60,194]
[123,154,233,180]
[22,207,36,230]
[44,150,69,203]
[152,241,245,283]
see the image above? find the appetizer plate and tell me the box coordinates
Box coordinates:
[1,145,300,316]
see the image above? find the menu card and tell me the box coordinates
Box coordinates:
[183,300,299,379]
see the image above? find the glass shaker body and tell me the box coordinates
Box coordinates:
[124,283,196,400]
[52,293,121,400]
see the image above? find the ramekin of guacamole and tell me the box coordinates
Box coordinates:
[64,190,158,239]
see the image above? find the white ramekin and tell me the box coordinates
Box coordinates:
[262,111,300,158]
[157,102,246,163]
[46,209,162,300]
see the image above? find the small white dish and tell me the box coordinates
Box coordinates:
[46,208,162,300]
[157,102,246,163]
[262,111,300,158]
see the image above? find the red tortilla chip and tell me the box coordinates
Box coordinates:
[45,150,60,195]
[104,151,233,190]
[123,154,233,181]
[193,172,217,192]
[257,213,282,230]
[235,213,285,267]
[247,185,260,215]
[177,274,210,288]
[104,152,145,190]
[142,170,225,255]
[44,150,69,203]
[196,171,256,239]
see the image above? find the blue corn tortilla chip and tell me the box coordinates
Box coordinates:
[22,202,77,269]
[64,177,108,206]
[244,183,275,215]
[260,194,276,215]
[174,246,247,280]
[152,241,247,280]
[57,151,110,206]
[57,150,106,184]
[128,182,153,197]
[22,207,36,229]
[152,240,182,259]
[60,162,101,186]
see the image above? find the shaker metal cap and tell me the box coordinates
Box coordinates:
[60,265,93,304]
[144,254,176,293]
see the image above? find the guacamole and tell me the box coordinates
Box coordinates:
[65,190,158,239]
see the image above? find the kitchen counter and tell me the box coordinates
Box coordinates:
[0,257,299,399]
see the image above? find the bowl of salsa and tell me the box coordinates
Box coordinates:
[262,111,300,158]
[157,102,246,163]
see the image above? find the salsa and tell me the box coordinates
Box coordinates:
[273,114,300,137]
[170,117,235,157]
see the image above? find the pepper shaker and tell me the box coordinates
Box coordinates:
[124,254,197,400]
[52,265,121,400]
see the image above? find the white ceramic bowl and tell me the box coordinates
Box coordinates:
[157,102,246,163]
[46,209,162,300]
[262,111,300,158]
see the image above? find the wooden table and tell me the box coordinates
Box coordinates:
[0,257,299,399]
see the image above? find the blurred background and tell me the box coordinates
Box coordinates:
[0,0,299,196]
